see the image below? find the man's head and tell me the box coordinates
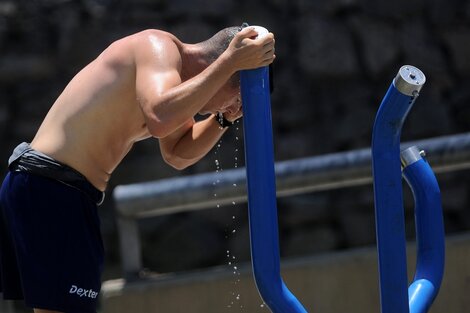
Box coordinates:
[201,27,241,63]
[196,26,242,117]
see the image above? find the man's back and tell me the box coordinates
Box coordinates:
[30,30,168,191]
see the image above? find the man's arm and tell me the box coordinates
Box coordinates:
[159,98,244,169]
[157,114,228,169]
[134,28,274,139]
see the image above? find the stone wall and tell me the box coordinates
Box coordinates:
[1,0,470,282]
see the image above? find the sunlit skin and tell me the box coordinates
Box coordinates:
[29,27,275,196]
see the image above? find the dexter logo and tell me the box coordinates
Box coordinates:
[69,285,99,299]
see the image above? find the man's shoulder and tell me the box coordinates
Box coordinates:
[129,29,179,48]
[128,29,182,68]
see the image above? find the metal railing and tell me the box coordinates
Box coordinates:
[113,132,470,278]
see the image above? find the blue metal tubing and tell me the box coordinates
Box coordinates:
[403,159,445,313]
[372,83,417,313]
[241,66,307,313]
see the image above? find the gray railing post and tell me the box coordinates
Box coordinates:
[116,216,142,279]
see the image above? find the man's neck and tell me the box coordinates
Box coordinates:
[180,43,210,82]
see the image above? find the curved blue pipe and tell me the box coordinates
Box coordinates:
[241,66,307,313]
[403,157,445,313]
[372,79,418,313]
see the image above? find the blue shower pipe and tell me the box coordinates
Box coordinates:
[372,68,415,313]
[372,65,444,313]
[241,66,307,313]
[402,147,445,313]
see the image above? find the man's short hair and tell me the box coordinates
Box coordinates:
[203,26,240,63]
[201,26,241,88]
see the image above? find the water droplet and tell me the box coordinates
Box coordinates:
[216,204,220,208]
[234,266,238,270]
[232,229,236,233]
[232,201,236,205]
[232,215,236,219]
[233,183,237,187]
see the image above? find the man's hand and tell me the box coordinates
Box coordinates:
[223,27,276,71]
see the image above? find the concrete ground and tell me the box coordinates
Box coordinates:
[101,232,470,313]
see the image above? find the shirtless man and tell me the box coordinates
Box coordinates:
[0,25,275,313]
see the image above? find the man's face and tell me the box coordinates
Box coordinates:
[199,80,241,116]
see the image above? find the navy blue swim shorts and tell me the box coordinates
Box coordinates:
[0,160,104,312]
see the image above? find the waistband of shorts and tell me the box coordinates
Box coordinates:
[8,143,105,205]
